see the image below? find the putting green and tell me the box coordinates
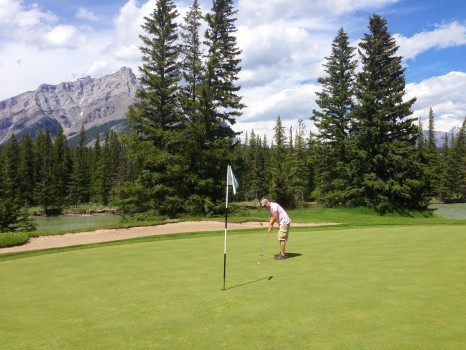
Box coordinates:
[1,225,465,349]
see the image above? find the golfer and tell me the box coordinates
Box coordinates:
[261,198,291,260]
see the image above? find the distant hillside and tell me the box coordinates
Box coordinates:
[422,127,461,147]
[0,67,139,145]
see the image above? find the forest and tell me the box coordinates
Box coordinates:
[0,0,465,232]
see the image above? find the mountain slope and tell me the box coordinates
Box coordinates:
[0,67,139,144]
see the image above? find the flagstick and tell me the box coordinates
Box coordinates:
[223,167,230,291]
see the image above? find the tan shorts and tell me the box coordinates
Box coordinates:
[278,223,290,241]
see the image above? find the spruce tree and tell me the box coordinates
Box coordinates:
[203,0,244,136]
[425,108,440,196]
[128,0,182,150]
[124,0,191,216]
[68,127,90,205]
[51,124,71,209]
[185,0,244,208]
[289,118,310,207]
[442,119,466,201]
[33,126,54,214]
[180,0,204,121]
[311,28,358,206]
[18,134,35,205]
[353,14,428,212]
[270,116,293,207]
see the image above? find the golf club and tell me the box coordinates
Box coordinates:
[259,222,270,257]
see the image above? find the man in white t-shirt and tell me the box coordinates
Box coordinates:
[260,198,291,260]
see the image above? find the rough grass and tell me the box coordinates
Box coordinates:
[1,224,465,349]
[0,232,29,248]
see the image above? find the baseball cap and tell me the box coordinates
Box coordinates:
[260,198,268,207]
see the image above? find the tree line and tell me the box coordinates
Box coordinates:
[1,3,465,232]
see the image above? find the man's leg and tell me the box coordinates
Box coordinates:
[280,239,286,256]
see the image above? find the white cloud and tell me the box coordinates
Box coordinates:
[105,0,155,61]
[0,0,56,28]
[407,71,466,131]
[76,7,103,22]
[396,22,466,60]
[40,25,83,49]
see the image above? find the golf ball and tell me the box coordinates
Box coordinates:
[257,261,260,265]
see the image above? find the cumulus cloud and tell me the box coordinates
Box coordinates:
[396,22,466,60]
[39,25,83,49]
[105,0,155,61]
[406,71,466,131]
[0,0,56,28]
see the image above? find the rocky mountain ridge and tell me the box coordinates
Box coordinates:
[0,67,462,147]
[0,67,139,145]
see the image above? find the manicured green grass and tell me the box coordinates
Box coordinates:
[1,224,465,349]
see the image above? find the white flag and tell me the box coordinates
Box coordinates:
[227,165,239,195]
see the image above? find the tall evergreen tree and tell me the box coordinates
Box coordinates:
[51,124,71,209]
[18,134,35,205]
[180,0,204,121]
[424,108,440,196]
[289,118,310,206]
[128,0,182,150]
[203,0,244,137]
[182,0,245,209]
[270,116,293,207]
[4,134,20,199]
[311,28,358,206]
[353,14,429,212]
[68,127,90,205]
[33,126,54,213]
[123,0,191,216]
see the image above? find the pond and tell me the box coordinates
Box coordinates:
[34,215,121,232]
[428,203,466,219]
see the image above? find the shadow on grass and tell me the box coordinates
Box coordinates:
[225,276,273,290]
[285,252,302,259]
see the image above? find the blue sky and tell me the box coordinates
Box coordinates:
[0,0,465,137]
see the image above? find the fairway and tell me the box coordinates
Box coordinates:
[1,225,465,349]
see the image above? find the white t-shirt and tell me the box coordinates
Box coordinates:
[270,202,291,225]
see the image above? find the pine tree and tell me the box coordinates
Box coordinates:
[311,28,358,206]
[18,134,35,205]
[4,134,20,199]
[123,0,191,216]
[51,124,71,209]
[425,108,440,197]
[128,0,182,150]
[68,127,90,205]
[203,0,245,137]
[33,126,54,214]
[353,14,428,212]
[180,0,204,121]
[289,118,310,206]
[183,0,244,209]
[90,132,104,203]
[270,116,293,207]
[311,28,357,206]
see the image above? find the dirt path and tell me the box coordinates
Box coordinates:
[0,221,336,254]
